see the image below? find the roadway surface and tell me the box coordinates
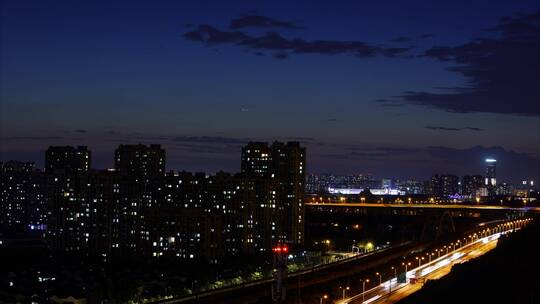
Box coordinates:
[156,242,424,304]
[306,202,540,211]
[156,218,531,304]
[336,230,507,304]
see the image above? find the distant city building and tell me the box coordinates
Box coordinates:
[429,174,459,198]
[485,158,497,195]
[115,144,165,178]
[45,142,306,262]
[461,175,484,197]
[327,187,404,195]
[496,183,513,196]
[397,179,425,195]
[45,146,90,174]
[513,180,535,197]
[381,178,394,190]
[0,161,46,229]
[305,173,375,194]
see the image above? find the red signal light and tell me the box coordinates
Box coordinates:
[272,244,289,254]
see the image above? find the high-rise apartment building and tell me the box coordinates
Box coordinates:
[45,142,306,262]
[0,161,46,229]
[45,146,91,174]
[241,141,306,245]
[241,142,271,177]
[115,144,165,178]
[461,175,484,197]
[270,141,306,245]
[46,170,123,257]
[429,174,459,197]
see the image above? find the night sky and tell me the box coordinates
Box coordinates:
[1,0,539,182]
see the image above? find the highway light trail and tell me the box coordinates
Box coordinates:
[336,218,532,304]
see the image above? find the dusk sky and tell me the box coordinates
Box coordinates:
[1,0,539,182]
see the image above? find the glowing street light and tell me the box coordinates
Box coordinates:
[340,286,350,300]
[375,272,382,285]
[390,266,397,293]
[366,242,374,252]
[402,262,411,275]
[428,252,434,262]
[361,279,370,303]
[320,294,328,304]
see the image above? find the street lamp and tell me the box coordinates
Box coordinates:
[390,266,397,293]
[340,286,350,300]
[362,279,370,304]
[402,262,411,275]
[320,294,328,304]
[376,272,382,285]
[324,239,331,252]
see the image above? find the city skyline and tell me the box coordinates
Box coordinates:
[1,143,537,184]
[1,2,539,303]
[2,1,539,182]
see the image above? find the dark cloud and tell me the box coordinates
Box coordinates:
[379,103,406,107]
[487,11,540,37]
[344,146,416,155]
[286,137,315,142]
[417,33,434,39]
[74,129,88,133]
[391,36,412,43]
[184,24,411,59]
[229,15,303,30]
[425,126,483,131]
[184,25,248,44]
[375,98,406,107]
[2,136,65,141]
[326,118,338,122]
[172,136,250,144]
[396,11,540,116]
[128,136,169,141]
[321,146,419,162]
[172,143,240,155]
[273,52,289,59]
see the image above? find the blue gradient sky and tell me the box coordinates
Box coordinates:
[1,0,539,182]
